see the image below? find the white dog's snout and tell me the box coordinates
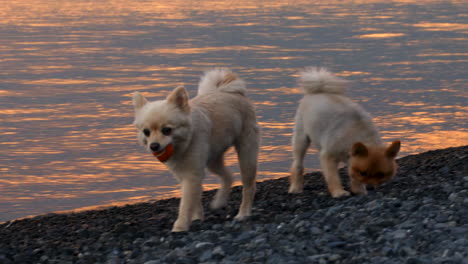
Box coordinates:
[150,142,161,152]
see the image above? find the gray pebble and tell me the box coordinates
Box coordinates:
[198,250,213,262]
[310,226,322,235]
[143,261,160,264]
[194,242,214,251]
[212,246,225,257]
[448,193,459,202]
[392,230,407,239]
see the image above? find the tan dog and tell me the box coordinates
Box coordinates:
[289,67,400,197]
[132,69,260,232]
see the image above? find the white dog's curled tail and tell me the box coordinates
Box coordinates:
[198,68,246,96]
[299,67,348,94]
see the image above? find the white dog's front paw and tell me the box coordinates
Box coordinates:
[288,184,303,194]
[330,189,350,198]
[191,211,204,222]
[171,220,189,232]
[234,213,250,221]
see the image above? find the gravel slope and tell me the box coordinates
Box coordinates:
[1,145,467,264]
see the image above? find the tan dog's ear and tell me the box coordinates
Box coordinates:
[352,142,368,157]
[386,140,401,158]
[133,92,148,110]
[167,86,190,113]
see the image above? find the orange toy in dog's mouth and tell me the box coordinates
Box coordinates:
[152,144,174,162]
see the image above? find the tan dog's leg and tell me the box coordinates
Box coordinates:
[208,157,233,209]
[172,175,204,232]
[350,177,367,195]
[289,127,310,193]
[234,132,259,221]
[320,153,350,198]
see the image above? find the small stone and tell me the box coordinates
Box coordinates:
[448,193,458,202]
[395,230,408,239]
[327,241,346,248]
[453,237,467,246]
[310,227,322,235]
[143,237,158,248]
[406,257,431,264]
[166,248,186,259]
[198,250,213,262]
[254,237,267,245]
[439,166,450,173]
[295,220,307,229]
[194,242,214,251]
[212,246,225,257]
[401,246,417,256]
[453,251,464,260]
[399,220,416,229]
[326,205,343,216]
[253,250,266,260]
[365,200,380,211]
[276,223,285,230]
[99,232,112,242]
[143,261,160,264]
[199,230,219,242]
[434,223,449,229]
[133,238,144,246]
[441,249,449,258]
[212,224,223,230]
[447,221,457,227]
[235,231,256,242]
[435,213,448,222]
[382,246,394,256]
[307,254,329,261]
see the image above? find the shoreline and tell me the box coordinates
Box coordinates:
[2,146,453,225]
[1,145,467,263]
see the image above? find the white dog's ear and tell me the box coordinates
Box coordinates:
[167,86,190,113]
[132,92,148,110]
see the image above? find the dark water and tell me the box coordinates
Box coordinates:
[1,0,467,222]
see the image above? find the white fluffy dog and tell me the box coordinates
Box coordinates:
[289,67,400,197]
[132,69,260,232]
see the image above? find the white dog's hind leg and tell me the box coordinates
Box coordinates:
[208,157,233,210]
[289,127,310,193]
[319,152,350,198]
[172,175,204,232]
[234,134,259,221]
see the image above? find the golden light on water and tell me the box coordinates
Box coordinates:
[413,23,468,32]
[354,33,407,39]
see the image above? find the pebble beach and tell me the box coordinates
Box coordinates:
[1,145,467,264]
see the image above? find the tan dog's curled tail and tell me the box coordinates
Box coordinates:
[198,68,246,96]
[299,67,348,95]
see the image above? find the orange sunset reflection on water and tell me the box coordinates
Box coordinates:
[0,0,467,222]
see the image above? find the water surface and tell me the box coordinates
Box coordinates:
[1,0,467,222]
